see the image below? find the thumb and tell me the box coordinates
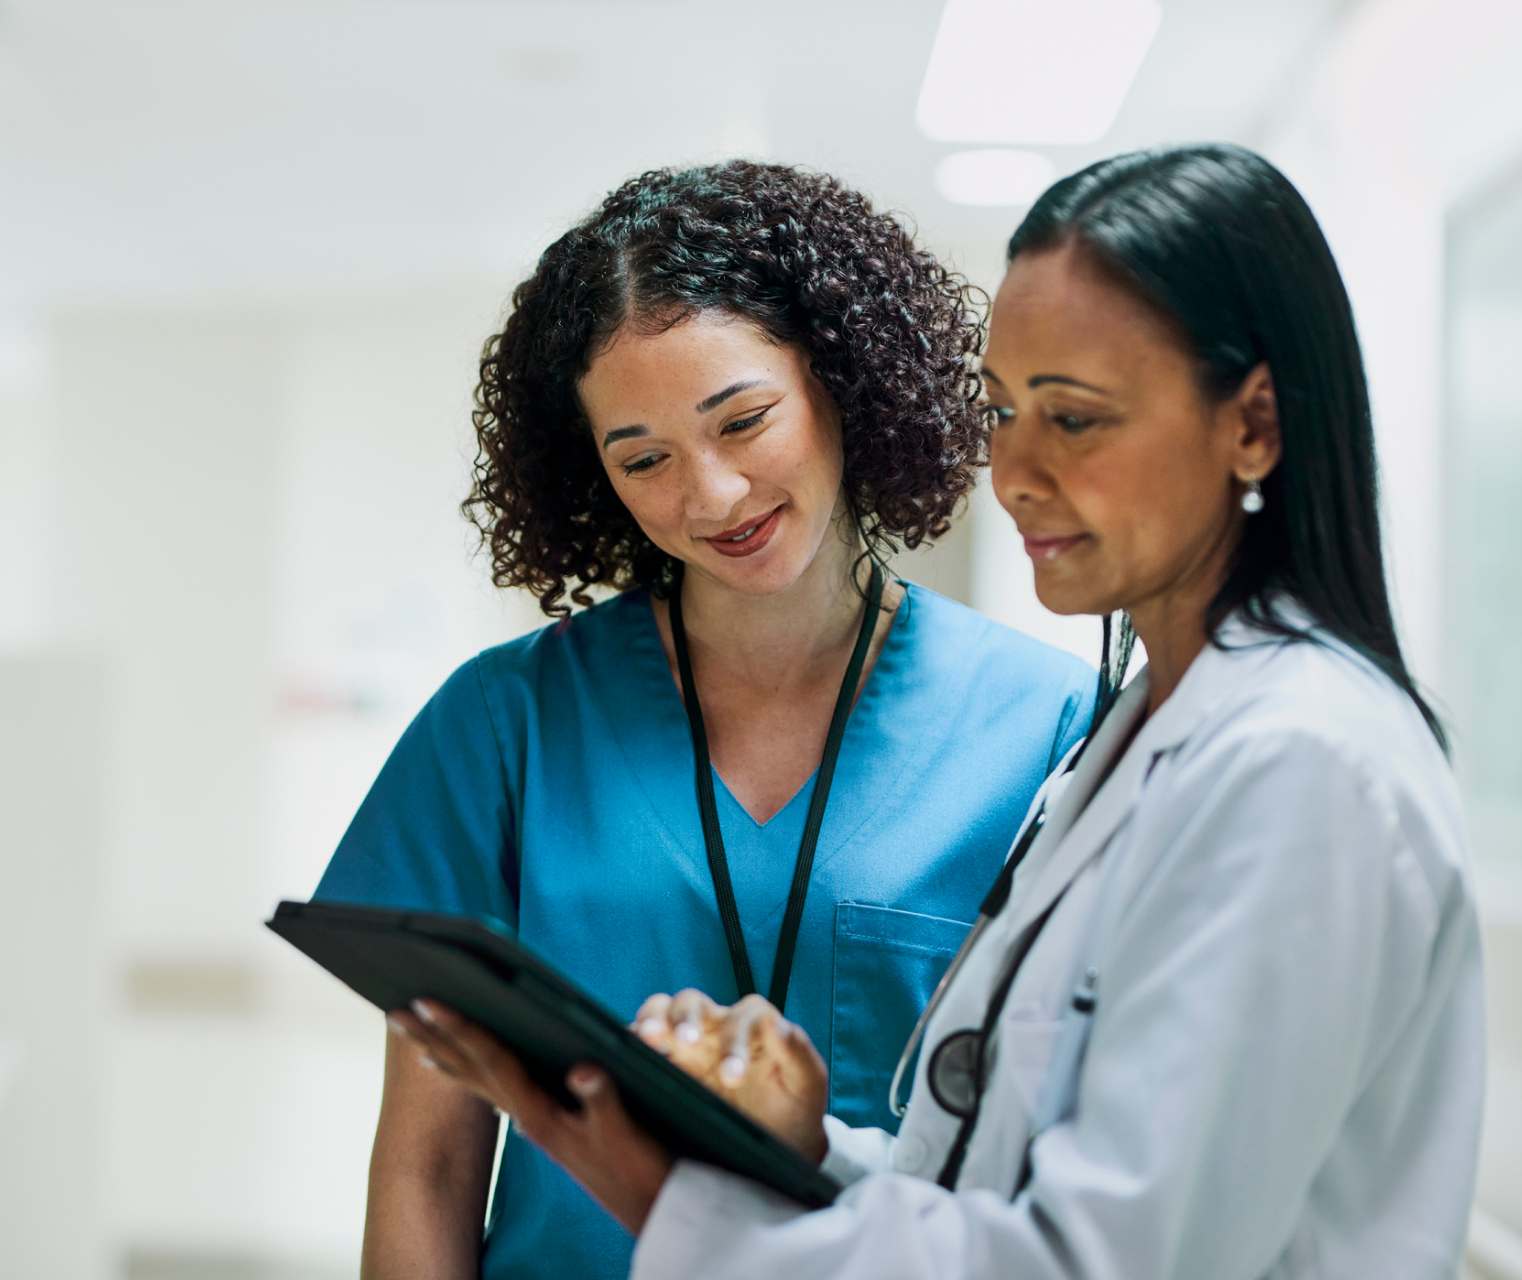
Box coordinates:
[566,1064,649,1148]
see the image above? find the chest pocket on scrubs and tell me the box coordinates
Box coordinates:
[830,903,972,1133]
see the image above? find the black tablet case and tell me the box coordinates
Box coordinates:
[266,900,840,1209]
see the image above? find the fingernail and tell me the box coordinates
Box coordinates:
[776,1018,795,1037]
[419,1055,438,1070]
[568,1067,604,1098]
[638,1017,667,1041]
[411,999,436,1024]
[386,1014,407,1036]
[719,1054,747,1085]
[675,1021,702,1045]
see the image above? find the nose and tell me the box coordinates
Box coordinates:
[990,418,1055,518]
[682,444,751,526]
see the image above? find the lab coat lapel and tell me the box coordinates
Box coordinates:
[1005,626,1292,940]
[1003,675,1153,939]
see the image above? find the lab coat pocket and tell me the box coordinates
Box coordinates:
[995,1008,1066,1124]
[830,903,971,1134]
[957,1009,1065,1193]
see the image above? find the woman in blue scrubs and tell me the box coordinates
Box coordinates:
[315,161,1094,1280]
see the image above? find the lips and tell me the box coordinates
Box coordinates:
[706,505,784,559]
[1021,532,1087,562]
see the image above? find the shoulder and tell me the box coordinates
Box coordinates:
[897,583,1094,693]
[1130,634,1479,1057]
[1171,632,1467,903]
[1207,634,1445,785]
[415,590,653,749]
[471,589,651,691]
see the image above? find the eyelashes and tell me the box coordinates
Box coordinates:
[722,409,768,433]
[987,405,1099,433]
[1053,413,1098,433]
[618,409,771,477]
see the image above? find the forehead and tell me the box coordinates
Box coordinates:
[987,243,1191,379]
[580,312,794,415]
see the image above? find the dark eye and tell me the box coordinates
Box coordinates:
[990,405,1016,425]
[723,410,767,434]
[1054,413,1096,433]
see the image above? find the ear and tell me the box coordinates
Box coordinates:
[1228,362,1281,484]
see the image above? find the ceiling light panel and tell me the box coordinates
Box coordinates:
[916,0,1162,145]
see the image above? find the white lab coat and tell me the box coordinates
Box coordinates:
[632,612,1486,1280]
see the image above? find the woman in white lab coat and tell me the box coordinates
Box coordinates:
[392,144,1487,1279]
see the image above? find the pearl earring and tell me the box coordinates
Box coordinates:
[1241,475,1264,514]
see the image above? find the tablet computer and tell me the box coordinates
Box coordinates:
[266,899,841,1209]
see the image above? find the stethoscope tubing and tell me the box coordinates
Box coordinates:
[889,912,993,1118]
[892,625,1134,1151]
[890,802,1053,1118]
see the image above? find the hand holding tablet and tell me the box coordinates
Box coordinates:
[266,900,841,1220]
[387,997,674,1233]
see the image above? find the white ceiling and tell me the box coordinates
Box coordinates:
[0,0,1343,313]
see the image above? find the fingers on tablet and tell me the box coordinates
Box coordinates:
[719,994,786,1088]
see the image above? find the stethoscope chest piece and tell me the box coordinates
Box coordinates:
[927,1026,993,1119]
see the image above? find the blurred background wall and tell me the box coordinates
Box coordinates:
[1,1,1519,1276]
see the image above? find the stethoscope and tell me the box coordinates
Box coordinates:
[890,612,1137,1189]
[887,806,1047,1122]
[890,793,1102,1191]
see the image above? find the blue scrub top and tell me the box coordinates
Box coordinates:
[315,584,1093,1280]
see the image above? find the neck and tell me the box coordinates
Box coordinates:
[1127,596,1208,717]
[674,518,874,690]
[1126,537,1238,717]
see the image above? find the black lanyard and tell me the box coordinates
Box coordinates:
[669,561,885,1014]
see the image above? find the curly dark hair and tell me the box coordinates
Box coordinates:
[465,160,990,616]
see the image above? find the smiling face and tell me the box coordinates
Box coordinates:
[579,311,848,597]
[983,240,1279,628]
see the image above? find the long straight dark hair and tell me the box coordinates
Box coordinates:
[1008,144,1444,748]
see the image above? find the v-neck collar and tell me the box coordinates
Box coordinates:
[713,767,818,832]
[639,582,909,829]
[580,585,916,933]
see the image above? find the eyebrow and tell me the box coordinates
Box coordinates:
[1029,374,1109,394]
[601,379,770,449]
[600,424,649,449]
[696,379,763,414]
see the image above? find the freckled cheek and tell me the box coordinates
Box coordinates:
[752,430,836,507]
[609,473,688,549]
[748,449,789,489]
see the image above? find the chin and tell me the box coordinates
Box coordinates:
[706,548,809,597]
[1030,574,1107,619]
